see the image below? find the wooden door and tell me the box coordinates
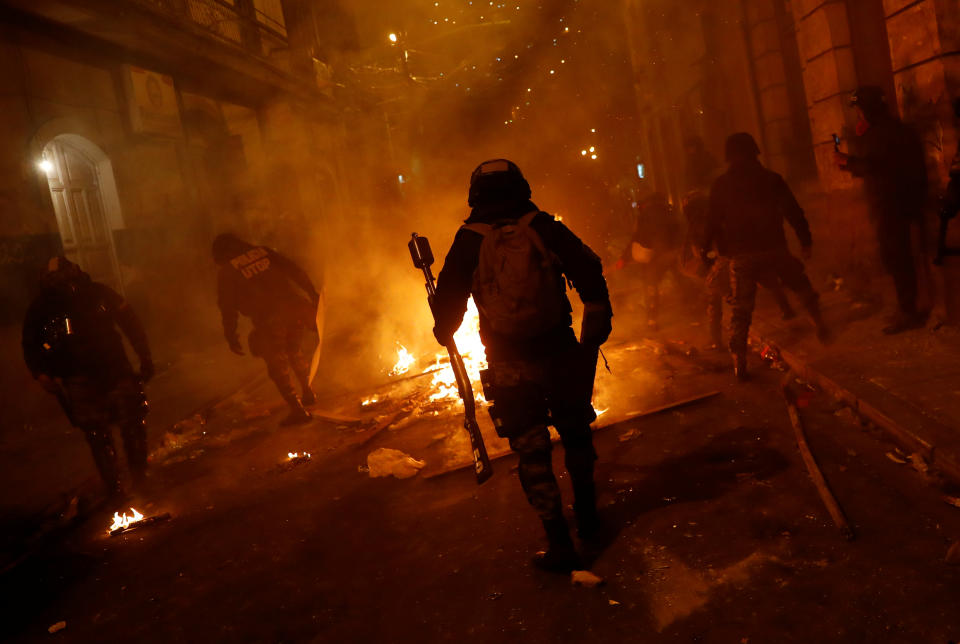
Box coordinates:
[45,140,123,291]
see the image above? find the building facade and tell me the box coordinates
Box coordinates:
[0,0,350,424]
[623,0,960,321]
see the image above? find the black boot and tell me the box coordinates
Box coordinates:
[568,463,600,540]
[574,490,600,541]
[280,398,312,426]
[533,516,582,573]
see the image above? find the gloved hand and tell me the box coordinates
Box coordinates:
[139,358,155,383]
[581,302,613,347]
[228,338,245,356]
[433,325,453,346]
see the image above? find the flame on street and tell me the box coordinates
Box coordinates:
[109,508,144,533]
[428,298,487,404]
[389,298,487,405]
[389,344,416,376]
[287,451,311,459]
[361,396,379,406]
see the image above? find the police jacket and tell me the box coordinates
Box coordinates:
[845,114,927,222]
[216,244,320,344]
[433,200,610,361]
[705,159,812,257]
[22,275,150,384]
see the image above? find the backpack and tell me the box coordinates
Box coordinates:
[463,211,567,337]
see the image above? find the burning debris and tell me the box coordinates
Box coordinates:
[388,298,488,406]
[276,451,312,473]
[108,508,171,537]
[109,508,144,532]
[389,344,416,377]
[361,396,380,407]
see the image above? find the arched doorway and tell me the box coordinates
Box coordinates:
[40,134,124,291]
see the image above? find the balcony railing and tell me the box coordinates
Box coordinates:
[130,0,288,60]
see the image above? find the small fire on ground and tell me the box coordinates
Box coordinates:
[109,508,144,533]
[287,451,311,460]
[390,298,487,405]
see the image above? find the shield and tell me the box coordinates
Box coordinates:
[307,290,326,385]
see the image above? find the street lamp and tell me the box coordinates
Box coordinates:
[388,32,398,43]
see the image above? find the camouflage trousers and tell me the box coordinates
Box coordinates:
[249,316,312,406]
[486,338,598,521]
[59,375,149,494]
[705,258,794,346]
[728,251,819,356]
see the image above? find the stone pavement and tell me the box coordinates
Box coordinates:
[747,287,960,484]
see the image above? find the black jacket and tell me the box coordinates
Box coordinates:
[433,200,610,361]
[705,159,812,257]
[216,244,320,344]
[845,115,927,222]
[23,276,150,384]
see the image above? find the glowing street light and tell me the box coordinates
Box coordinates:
[388,33,398,43]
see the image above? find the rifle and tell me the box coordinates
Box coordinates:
[408,233,493,485]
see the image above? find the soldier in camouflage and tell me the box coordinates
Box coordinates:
[22,256,153,498]
[705,133,829,379]
[432,160,612,573]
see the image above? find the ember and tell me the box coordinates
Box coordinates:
[108,508,144,533]
[361,396,379,407]
[287,451,311,460]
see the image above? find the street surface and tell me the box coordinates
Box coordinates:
[3,295,960,643]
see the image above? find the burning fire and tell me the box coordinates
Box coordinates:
[389,344,415,376]
[109,508,144,533]
[389,298,488,405]
[428,299,487,403]
[362,396,379,406]
[287,451,311,459]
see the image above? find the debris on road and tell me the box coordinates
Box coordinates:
[608,599,620,606]
[366,448,426,479]
[833,406,859,426]
[48,621,66,634]
[885,451,908,465]
[571,570,605,587]
[618,428,641,442]
[783,382,855,541]
[277,452,312,472]
[909,453,930,475]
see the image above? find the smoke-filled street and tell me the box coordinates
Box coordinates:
[3,0,960,641]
